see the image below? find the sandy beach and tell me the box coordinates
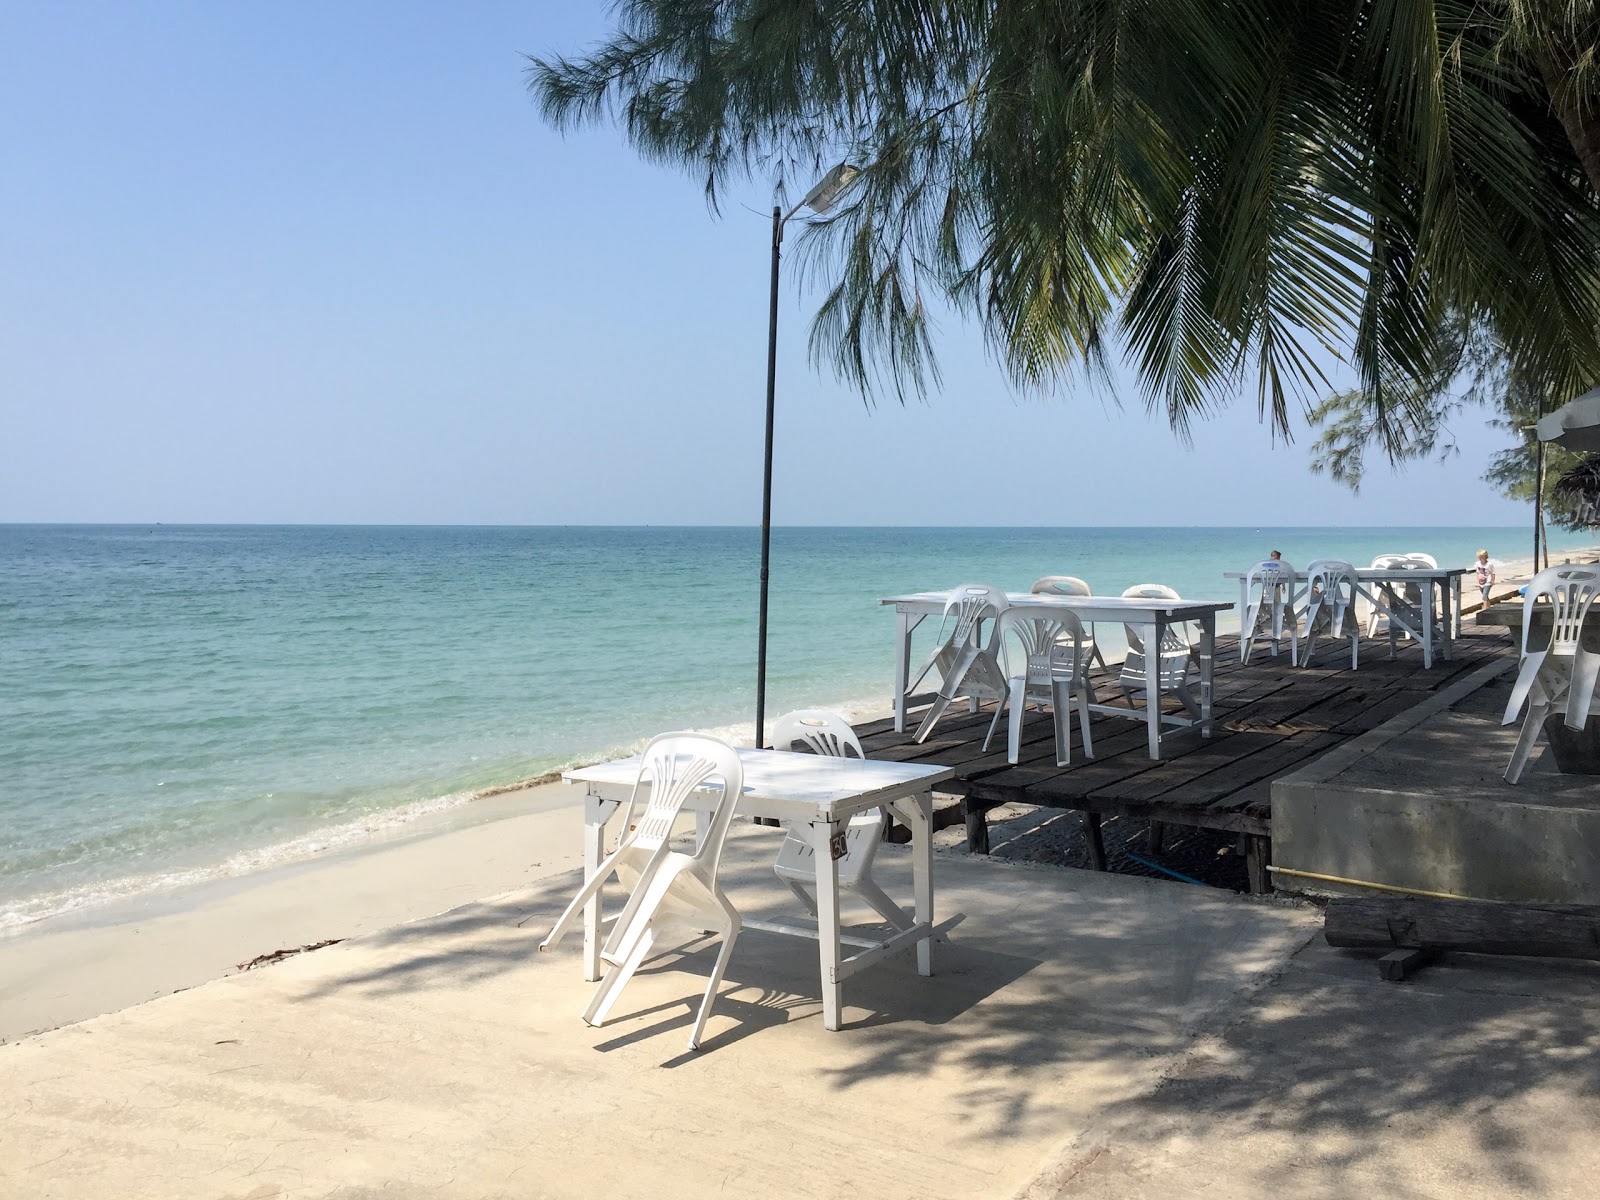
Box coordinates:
[5,541,1595,1046]
[0,780,587,1042]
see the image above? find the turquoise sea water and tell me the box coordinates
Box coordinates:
[0,523,1577,928]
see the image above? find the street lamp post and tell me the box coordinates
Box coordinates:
[754,163,859,752]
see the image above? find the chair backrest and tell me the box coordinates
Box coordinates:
[998,605,1090,683]
[942,582,1008,649]
[1247,559,1294,591]
[1404,552,1439,568]
[1522,565,1600,656]
[1306,559,1356,606]
[1121,583,1188,653]
[1030,575,1092,596]
[1369,554,1411,570]
[770,709,863,759]
[624,733,744,878]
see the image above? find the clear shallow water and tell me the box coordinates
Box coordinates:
[0,523,1570,928]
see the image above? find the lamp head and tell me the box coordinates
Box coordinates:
[799,163,861,214]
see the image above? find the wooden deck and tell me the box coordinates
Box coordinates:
[853,625,1513,891]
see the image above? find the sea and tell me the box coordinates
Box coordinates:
[0,523,1575,930]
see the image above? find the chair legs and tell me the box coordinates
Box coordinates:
[688,900,740,1052]
[584,926,656,1027]
[781,875,819,915]
[851,877,914,931]
[1505,700,1550,784]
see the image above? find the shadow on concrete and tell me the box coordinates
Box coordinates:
[1058,935,1600,1198]
[286,831,1313,1149]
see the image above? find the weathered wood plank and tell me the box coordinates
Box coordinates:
[856,625,1511,848]
[1378,947,1440,981]
[1326,897,1600,960]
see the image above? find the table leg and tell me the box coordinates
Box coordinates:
[893,611,922,734]
[1451,576,1462,638]
[1238,577,1249,662]
[1427,585,1440,678]
[1439,578,1454,661]
[1146,615,1165,760]
[582,793,619,984]
[809,817,844,1031]
[909,791,934,976]
[1198,612,1216,737]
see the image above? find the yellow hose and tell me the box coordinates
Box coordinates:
[1266,864,1488,902]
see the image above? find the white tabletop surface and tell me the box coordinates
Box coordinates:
[565,748,954,820]
[1222,567,1467,581]
[880,591,1231,617]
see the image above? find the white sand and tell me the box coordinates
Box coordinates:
[0,780,588,1042]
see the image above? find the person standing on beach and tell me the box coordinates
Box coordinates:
[1475,549,1496,605]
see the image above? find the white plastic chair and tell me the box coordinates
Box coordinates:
[987,607,1097,766]
[540,733,744,1051]
[1117,584,1198,711]
[1363,554,1413,636]
[1241,559,1298,665]
[1502,566,1600,783]
[1031,575,1107,668]
[1404,552,1439,568]
[1301,559,1359,668]
[769,710,911,930]
[912,583,1010,742]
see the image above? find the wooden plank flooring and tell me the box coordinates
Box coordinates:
[854,626,1512,850]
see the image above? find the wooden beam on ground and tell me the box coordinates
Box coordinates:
[1378,947,1440,981]
[1325,897,1600,961]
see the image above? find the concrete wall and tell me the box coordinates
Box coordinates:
[1271,658,1600,904]
[1272,783,1600,903]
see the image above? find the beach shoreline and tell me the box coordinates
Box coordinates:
[5,537,1596,1043]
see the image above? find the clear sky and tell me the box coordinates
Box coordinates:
[0,1,1537,527]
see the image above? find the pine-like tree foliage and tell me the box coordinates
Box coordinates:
[529,1,1600,440]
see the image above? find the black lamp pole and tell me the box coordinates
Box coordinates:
[751,165,858,760]
[755,204,782,751]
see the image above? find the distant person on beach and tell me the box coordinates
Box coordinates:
[1475,549,1496,604]
[1269,550,1282,561]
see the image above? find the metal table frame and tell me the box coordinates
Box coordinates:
[879,591,1233,760]
[564,750,954,1032]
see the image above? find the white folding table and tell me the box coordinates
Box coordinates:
[563,750,953,1032]
[879,591,1232,759]
[1224,567,1467,668]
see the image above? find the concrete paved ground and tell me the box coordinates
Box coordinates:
[0,827,1316,1200]
[1033,934,1600,1200]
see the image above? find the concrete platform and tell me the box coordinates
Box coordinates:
[0,826,1317,1200]
[1272,658,1600,902]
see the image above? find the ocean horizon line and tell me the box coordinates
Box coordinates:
[0,520,1541,531]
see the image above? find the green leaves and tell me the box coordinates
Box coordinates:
[528,0,1600,439]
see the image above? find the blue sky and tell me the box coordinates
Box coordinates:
[0,2,1537,526]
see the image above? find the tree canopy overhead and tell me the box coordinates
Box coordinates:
[530,1,1600,440]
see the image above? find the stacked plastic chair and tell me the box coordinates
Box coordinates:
[1029,575,1106,668]
[912,583,1010,743]
[540,733,744,1051]
[1363,553,1414,637]
[1241,558,1298,664]
[1117,584,1197,708]
[769,710,910,930]
[1502,566,1600,783]
[1301,559,1359,668]
[987,606,1097,767]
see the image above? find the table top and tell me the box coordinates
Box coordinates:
[1223,567,1468,582]
[565,747,954,821]
[879,591,1232,620]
